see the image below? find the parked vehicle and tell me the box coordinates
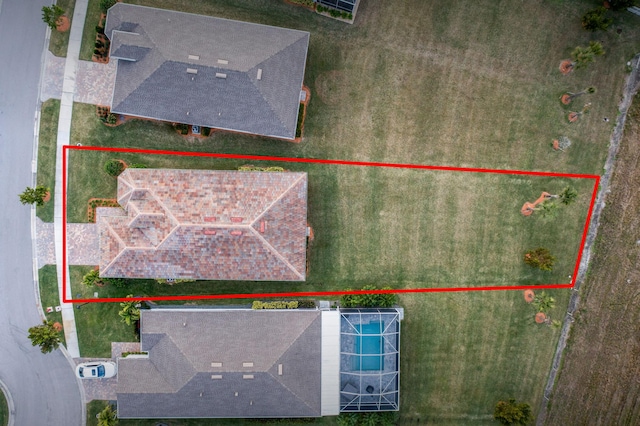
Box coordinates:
[75,361,117,379]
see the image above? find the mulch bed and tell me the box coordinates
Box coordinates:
[535,312,547,324]
[559,60,574,75]
[56,16,70,32]
[560,94,572,105]
[568,112,579,123]
[524,290,535,303]
[87,198,120,222]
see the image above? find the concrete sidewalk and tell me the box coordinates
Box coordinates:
[53,0,90,359]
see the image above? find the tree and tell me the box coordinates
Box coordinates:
[532,291,556,313]
[537,200,558,219]
[104,159,125,176]
[19,185,50,206]
[82,268,101,286]
[97,404,118,426]
[28,320,62,354]
[41,4,65,30]
[571,41,605,69]
[582,7,612,32]
[119,295,141,325]
[494,399,532,425]
[524,248,555,271]
[608,0,637,11]
[100,0,118,13]
[562,86,596,104]
[559,186,578,205]
[341,285,397,308]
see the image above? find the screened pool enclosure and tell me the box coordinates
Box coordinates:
[339,308,400,411]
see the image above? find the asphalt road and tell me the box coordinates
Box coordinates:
[0,1,82,424]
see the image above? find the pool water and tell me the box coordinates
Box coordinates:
[353,322,384,371]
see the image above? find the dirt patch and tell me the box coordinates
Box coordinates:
[315,70,349,106]
[559,59,573,75]
[56,16,70,32]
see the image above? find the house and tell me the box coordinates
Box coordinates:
[116,307,401,419]
[97,169,308,281]
[104,3,310,140]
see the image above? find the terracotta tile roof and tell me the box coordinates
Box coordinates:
[117,309,322,418]
[98,169,307,281]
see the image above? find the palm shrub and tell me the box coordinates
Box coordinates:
[571,41,605,69]
[19,185,49,206]
[97,404,118,426]
[524,248,555,271]
[82,269,101,286]
[119,295,141,325]
[41,5,64,30]
[28,320,62,354]
[532,291,556,313]
[100,0,118,13]
[559,186,578,205]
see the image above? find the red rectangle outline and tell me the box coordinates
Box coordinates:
[62,145,600,303]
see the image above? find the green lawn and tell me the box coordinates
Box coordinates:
[79,0,103,61]
[38,265,67,347]
[48,0,76,57]
[0,388,8,426]
[71,266,138,358]
[36,100,59,223]
[58,0,640,423]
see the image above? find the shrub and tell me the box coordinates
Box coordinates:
[524,248,555,271]
[608,0,637,11]
[100,0,118,13]
[494,399,532,425]
[202,127,211,136]
[41,5,65,30]
[317,5,327,13]
[238,165,285,172]
[582,7,612,32]
[94,48,101,56]
[128,163,147,168]
[103,277,126,288]
[252,301,299,309]
[104,159,125,176]
[155,278,196,284]
[95,25,104,34]
[341,285,397,308]
[175,123,189,135]
[106,113,117,124]
[295,103,305,138]
[297,300,316,309]
[82,269,101,286]
[19,185,49,206]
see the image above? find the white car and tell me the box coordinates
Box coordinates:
[76,362,117,379]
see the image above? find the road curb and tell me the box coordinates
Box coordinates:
[0,378,16,426]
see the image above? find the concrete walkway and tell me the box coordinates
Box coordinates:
[53,0,90,359]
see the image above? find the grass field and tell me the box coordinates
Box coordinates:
[0,387,7,426]
[38,265,66,347]
[36,100,59,222]
[543,94,640,424]
[47,0,76,57]
[57,0,640,423]
[67,145,594,291]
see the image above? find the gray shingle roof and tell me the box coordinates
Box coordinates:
[105,3,309,140]
[117,309,322,418]
[97,169,308,281]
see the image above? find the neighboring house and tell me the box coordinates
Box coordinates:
[116,307,401,419]
[104,3,310,140]
[98,169,308,281]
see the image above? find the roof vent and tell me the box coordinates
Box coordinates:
[211,375,222,379]
[215,73,227,79]
[211,362,223,367]
[203,230,216,235]
[188,54,200,60]
[242,362,254,367]
[278,364,283,376]
[260,221,266,233]
[204,216,217,222]
[231,217,243,223]
[230,230,243,236]
[243,374,254,379]
[217,59,229,65]
[257,68,262,80]
[187,68,198,74]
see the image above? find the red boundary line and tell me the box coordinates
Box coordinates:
[61,145,599,303]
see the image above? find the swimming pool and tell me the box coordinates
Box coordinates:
[353,322,384,371]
